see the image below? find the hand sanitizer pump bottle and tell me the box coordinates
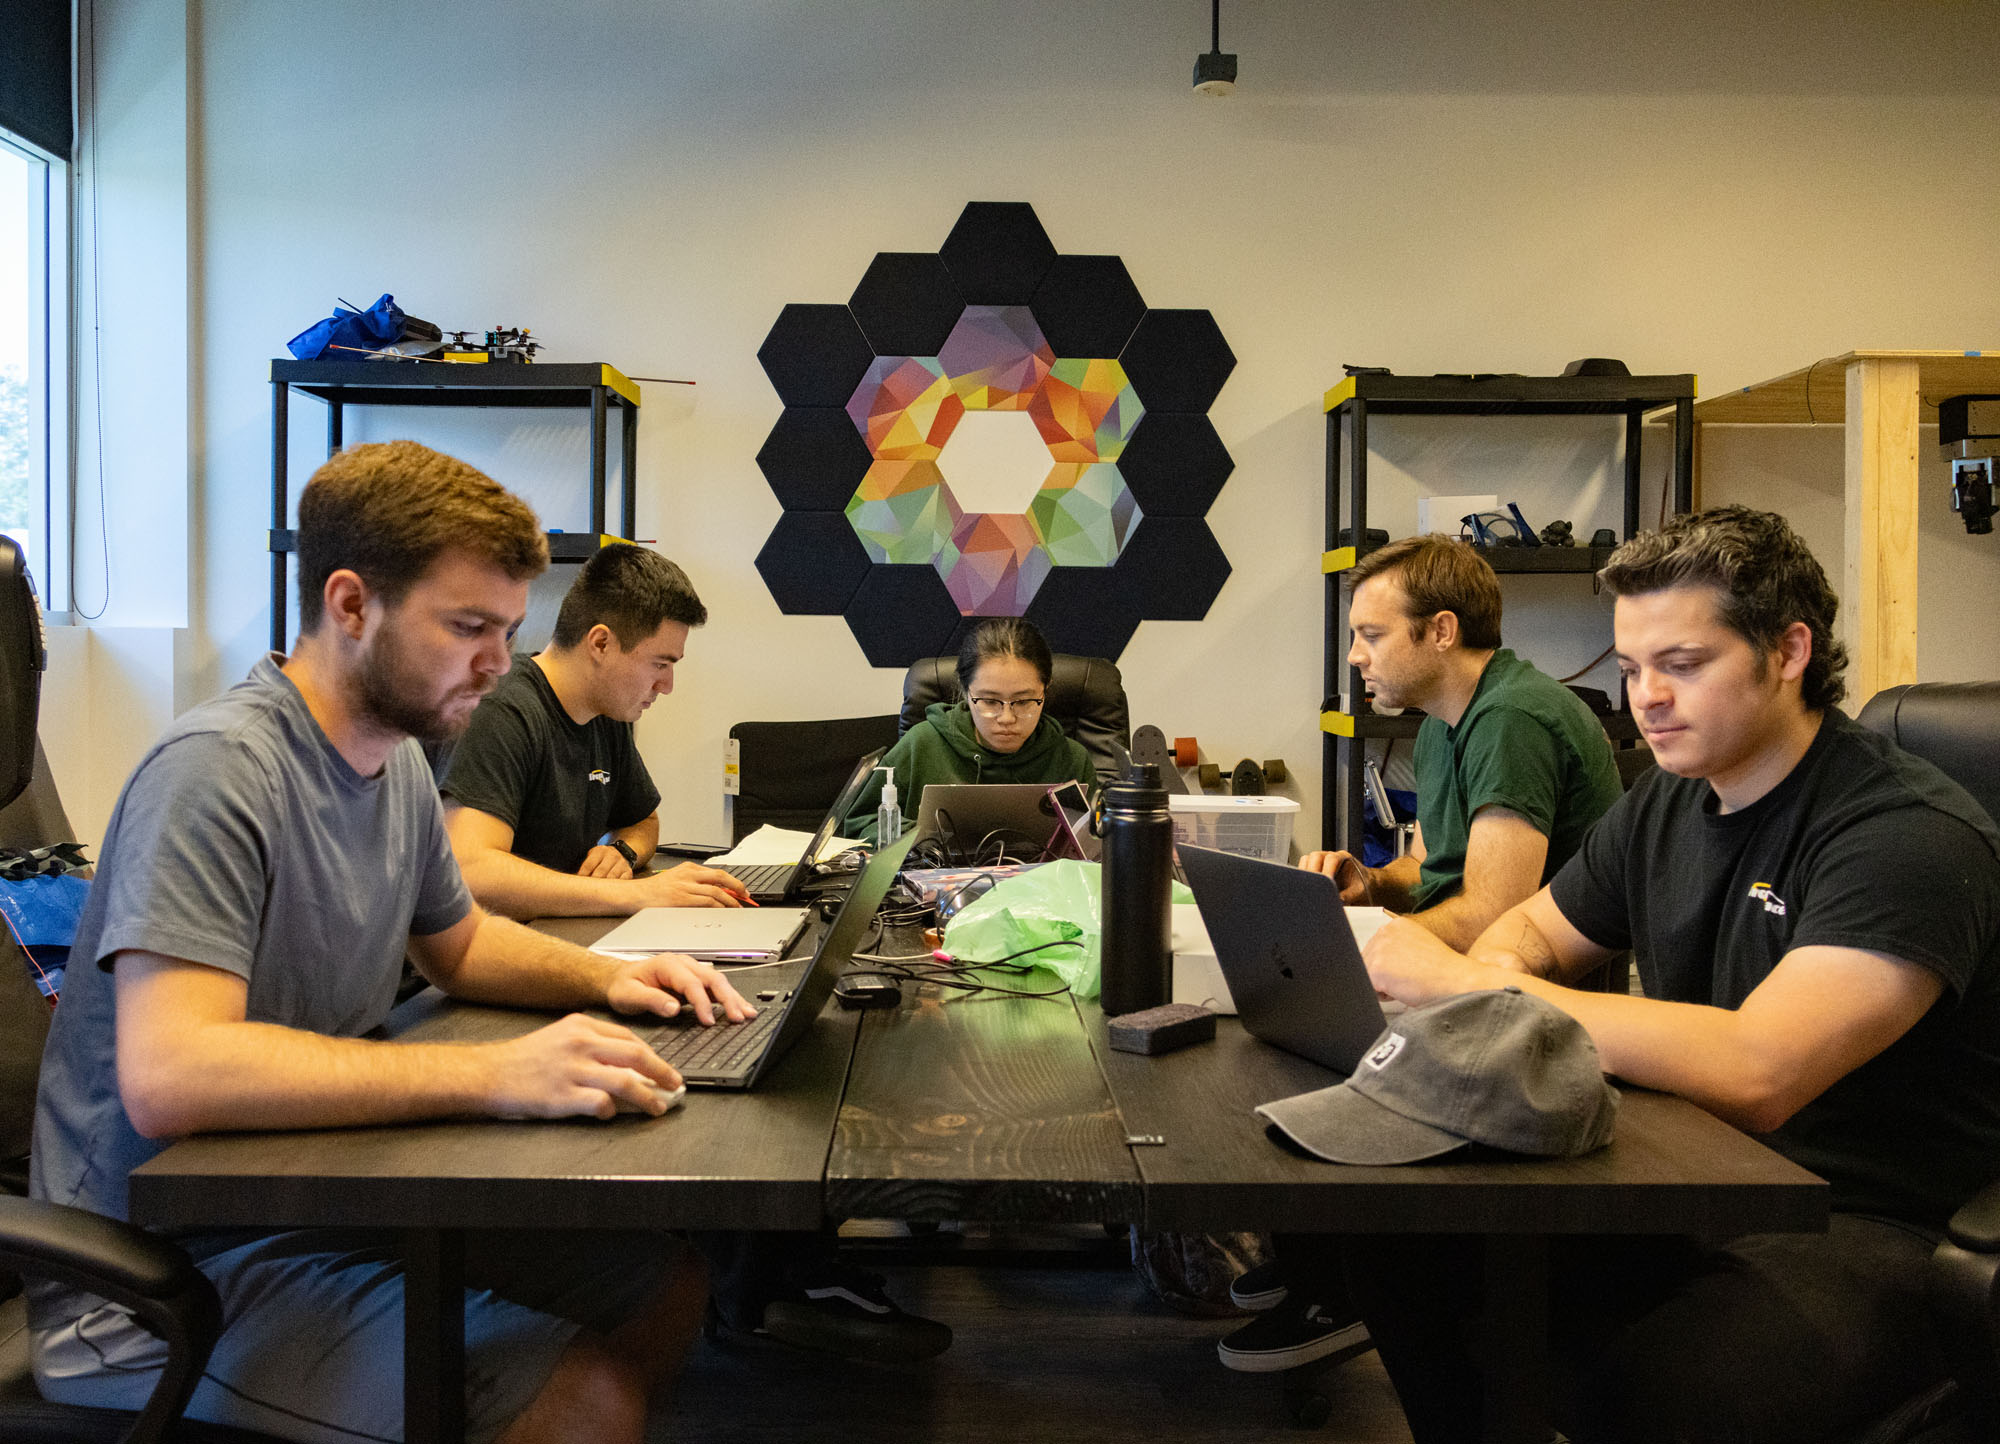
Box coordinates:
[874,766,903,846]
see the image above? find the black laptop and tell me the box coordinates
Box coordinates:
[729,747,885,902]
[1175,844,1388,1075]
[639,831,916,1087]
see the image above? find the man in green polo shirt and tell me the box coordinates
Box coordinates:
[1220,533,1621,1374]
[1301,534,1621,950]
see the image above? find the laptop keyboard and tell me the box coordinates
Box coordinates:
[646,1004,785,1077]
[731,861,796,897]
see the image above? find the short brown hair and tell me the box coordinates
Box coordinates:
[1598,506,1848,711]
[550,543,708,649]
[296,441,548,633]
[1346,535,1503,650]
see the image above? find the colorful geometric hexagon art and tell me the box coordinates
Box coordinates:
[944,511,1051,616]
[1030,463,1142,567]
[846,356,962,461]
[938,306,1053,411]
[844,460,961,565]
[1028,357,1143,463]
[756,201,1236,664]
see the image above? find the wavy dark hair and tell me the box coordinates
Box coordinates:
[1598,505,1848,710]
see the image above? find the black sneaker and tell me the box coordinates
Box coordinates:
[1229,1259,1289,1312]
[757,1263,954,1364]
[1216,1298,1370,1373]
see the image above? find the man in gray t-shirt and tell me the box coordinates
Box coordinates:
[30,442,752,1444]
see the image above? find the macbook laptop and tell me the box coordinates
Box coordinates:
[1175,844,1388,1075]
[632,831,917,1088]
[590,906,811,960]
[913,781,1084,862]
[729,746,886,902]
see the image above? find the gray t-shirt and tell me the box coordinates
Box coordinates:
[31,655,471,1224]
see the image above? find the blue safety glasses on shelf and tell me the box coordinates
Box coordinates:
[1459,502,1542,548]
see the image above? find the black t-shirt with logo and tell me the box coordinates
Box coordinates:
[438,655,660,875]
[1551,709,2000,1230]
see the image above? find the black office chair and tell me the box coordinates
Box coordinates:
[726,714,901,842]
[899,652,1131,781]
[1838,681,2000,1444]
[0,538,288,1444]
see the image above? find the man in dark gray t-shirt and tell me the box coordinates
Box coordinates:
[30,442,752,1444]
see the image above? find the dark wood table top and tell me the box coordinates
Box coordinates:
[1082,1006,1827,1237]
[129,909,1827,1242]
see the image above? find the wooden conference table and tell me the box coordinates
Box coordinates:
[128,910,1826,1444]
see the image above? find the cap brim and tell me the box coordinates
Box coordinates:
[1256,1081,1470,1166]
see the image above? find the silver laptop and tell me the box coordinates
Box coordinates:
[630,832,918,1088]
[591,906,810,960]
[913,782,1081,861]
[1176,844,1388,1075]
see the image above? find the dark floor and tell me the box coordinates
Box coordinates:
[655,1238,1413,1444]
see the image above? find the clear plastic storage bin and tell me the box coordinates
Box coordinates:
[1166,795,1301,865]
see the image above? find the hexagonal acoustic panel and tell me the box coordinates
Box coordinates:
[755,201,1236,665]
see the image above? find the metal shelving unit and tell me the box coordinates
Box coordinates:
[267,360,642,650]
[1320,370,1697,853]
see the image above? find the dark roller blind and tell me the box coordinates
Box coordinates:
[0,0,73,160]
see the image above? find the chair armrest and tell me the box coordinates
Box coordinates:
[0,1195,221,1442]
[0,1196,194,1303]
[1948,1178,2000,1253]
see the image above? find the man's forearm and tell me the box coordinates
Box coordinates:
[458,846,648,918]
[1469,906,1591,985]
[428,914,620,1011]
[1403,890,1509,952]
[614,813,660,862]
[1363,854,1422,911]
[120,1020,508,1136]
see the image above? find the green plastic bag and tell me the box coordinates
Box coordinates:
[940,860,1193,1001]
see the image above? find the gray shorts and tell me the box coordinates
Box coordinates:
[31,1226,680,1444]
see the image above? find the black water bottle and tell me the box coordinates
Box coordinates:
[1098,763,1174,1016]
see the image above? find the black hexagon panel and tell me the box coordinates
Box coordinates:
[755,201,1235,666]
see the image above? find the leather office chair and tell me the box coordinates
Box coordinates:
[0,538,288,1444]
[899,652,1131,781]
[1838,681,2000,1444]
[726,714,901,842]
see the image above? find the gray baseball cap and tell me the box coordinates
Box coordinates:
[1255,987,1619,1165]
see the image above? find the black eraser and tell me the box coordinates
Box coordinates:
[1106,1002,1216,1055]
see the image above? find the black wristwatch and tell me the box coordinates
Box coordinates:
[611,839,640,868]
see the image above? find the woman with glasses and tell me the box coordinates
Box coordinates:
[845,617,1096,845]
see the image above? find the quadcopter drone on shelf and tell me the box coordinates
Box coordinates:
[441,328,543,364]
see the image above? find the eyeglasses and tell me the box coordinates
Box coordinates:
[969,696,1045,719]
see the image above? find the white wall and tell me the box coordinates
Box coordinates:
[51,0,2000,851]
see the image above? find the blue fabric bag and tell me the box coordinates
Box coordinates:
[0,846,91,1002]
[286,293,409,361]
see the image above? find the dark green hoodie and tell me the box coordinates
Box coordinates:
[844,700,1097,844]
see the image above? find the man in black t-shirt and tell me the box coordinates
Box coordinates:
[1349,507,2000,1444]
[440,544,749,916]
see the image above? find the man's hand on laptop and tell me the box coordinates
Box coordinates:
[604,951,758,1026]
[578,843,636,880]
[487,1013,688,1118]
[635,862,753,909]
[1299,849,1373,905]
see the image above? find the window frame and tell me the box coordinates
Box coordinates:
[0,127,69,615]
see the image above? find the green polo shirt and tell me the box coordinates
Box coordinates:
[1409,648,1621,911]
